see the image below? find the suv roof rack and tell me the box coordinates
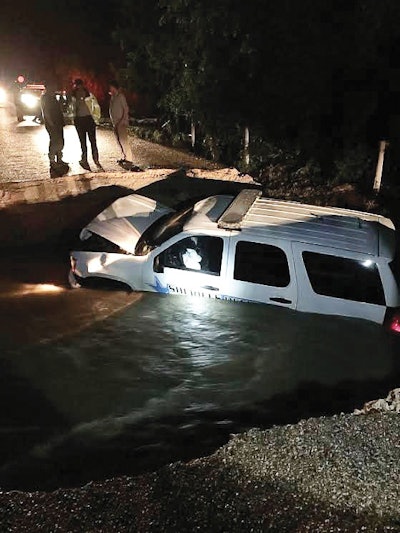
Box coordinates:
[218,188,262,230]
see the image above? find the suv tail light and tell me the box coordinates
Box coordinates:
[384,307,400,334]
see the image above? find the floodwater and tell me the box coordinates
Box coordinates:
[0,251,399,491]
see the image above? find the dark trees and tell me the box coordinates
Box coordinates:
[114,0,400,178]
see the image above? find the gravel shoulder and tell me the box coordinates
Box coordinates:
[1,411,399,532]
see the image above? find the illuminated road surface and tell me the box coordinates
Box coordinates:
[0,106,219,183]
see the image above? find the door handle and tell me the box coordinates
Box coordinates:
[270,297,292,304]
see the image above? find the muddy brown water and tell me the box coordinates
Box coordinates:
[0,249,398,491]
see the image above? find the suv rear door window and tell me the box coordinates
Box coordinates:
[234,241,290,287]
[303,252,385,305]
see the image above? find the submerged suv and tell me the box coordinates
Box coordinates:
[69,189,400,332]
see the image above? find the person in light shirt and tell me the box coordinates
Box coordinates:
[109,80,141,171]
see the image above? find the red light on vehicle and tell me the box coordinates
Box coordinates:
[389,315,400,333]
[384,308,400,334]
[17,75,25,84]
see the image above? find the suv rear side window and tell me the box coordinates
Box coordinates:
[303,252,385,305]
[234,241,290,287]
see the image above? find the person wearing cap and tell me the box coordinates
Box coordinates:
[41,80,69,178]
[71,78,103,171]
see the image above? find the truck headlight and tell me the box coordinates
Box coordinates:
[21,93,39,108]
[0,88,7,104]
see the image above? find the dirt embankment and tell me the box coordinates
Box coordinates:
[1,164,398,250]
[0,168,257,249]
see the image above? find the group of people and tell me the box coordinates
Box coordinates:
[40,79,138,178]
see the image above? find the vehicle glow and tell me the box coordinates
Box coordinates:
[34,284,64,293]
[2,284,65,297]
[389,314,400,333]
[21,93,39,108]
[185,294,211,314]
[0,88,7,104]
[362,259,373,267]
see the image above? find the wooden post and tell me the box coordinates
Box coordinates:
[244,126,250,166]
[373,140,387,193]
[191,121,196,150]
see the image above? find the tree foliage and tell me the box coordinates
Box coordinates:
[114,0,400,175]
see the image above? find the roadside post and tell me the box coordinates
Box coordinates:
[373,140,388,193]
[191,121,196,150]
[244,126,250,166]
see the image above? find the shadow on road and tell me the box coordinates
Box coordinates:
[0,171,257,249]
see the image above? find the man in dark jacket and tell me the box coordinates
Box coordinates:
[41,80,69,178]
[71,78,103,171]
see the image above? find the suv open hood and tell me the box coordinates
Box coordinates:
[80,194,174,254]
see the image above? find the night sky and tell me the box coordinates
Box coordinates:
[0,0,118,82]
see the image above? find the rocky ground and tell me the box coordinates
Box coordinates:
[0,401,399,532]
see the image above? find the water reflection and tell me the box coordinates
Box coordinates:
[0,292,399,489]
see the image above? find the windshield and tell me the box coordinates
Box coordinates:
[135,204,194,256]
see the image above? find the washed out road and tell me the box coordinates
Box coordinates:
[0,105,222,345]
[0,105,399,499]
[0,107,220,183]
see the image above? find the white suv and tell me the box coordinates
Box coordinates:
[69,189,400,332]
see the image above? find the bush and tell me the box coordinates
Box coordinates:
[333,144,375,189]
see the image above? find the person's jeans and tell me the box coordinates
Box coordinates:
[45,125,64,163]
[74,115,99,162]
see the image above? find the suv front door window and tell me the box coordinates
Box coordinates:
[154,236,223,274]
[152,235,225,298]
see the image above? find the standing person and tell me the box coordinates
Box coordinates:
[109,80,141,171]
[41,80,69,178]
[71,78,103,171]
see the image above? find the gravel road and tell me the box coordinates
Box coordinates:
[0,108,220,183]
[0,411,399,532]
